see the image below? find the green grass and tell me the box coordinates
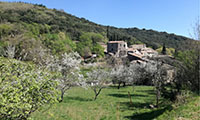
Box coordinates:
[157,96,200,120]
[31,86,174,120]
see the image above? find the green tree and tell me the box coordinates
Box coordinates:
[156,47,175,56]
[0,23,12,38]
[92,44,105,57]
[42,33,76,54]
[76,32,104,58]
[87,68,111,100]
[174,18,200,92]
[0,58,58,119]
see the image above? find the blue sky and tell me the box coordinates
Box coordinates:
[1,0,199,37]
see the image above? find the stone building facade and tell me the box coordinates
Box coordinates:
[107,41,128,57]
[107,41,158,61]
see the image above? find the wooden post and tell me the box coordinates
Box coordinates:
[128,91,132,105]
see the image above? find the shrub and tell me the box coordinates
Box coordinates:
[0,58,58,120]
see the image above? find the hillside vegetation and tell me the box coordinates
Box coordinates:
[0,2,192,59]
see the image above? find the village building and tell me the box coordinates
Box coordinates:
[106,41,158,63]
[127,53,143,61]
[105,41,175,84]
[140,48,158,57]
[107,41,128,57]
[130,44,146,50]
[128,44,158,60]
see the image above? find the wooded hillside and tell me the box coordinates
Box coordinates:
[0,2,192,58]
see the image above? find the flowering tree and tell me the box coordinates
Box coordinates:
[111,63,142,89]
[150,62,164,108]
[87,68,111,100]
[48,52,85,102]
[0,58,58,120]
[143,61,171,108]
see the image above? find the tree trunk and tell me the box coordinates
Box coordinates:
[93,88,102,100]
[94,94,98,100]
[117,82,121,89]
[156,89,160,108]
[122,82,126,87]
[59,90,65,103]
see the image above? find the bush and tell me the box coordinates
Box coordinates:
[0,58,58,120]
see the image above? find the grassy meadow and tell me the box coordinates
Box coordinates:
[31,86,174,120]
[157,96,200,120]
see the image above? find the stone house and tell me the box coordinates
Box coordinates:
[106,41,158,62]
[107,41,128,57]
[128,44,158,58]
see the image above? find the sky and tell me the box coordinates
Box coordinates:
[1,0,200,38]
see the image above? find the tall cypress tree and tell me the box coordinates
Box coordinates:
[110,36,113,41]
[161,43,166,55]
[106,26,109,39]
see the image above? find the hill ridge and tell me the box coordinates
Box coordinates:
[0,2,191,55]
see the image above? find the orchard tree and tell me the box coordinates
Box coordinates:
[48,52,85,102]
[87,68,111,100]
[111,65,127,89]
[111,63,142,89]
[0,58,58,120]
[151,62,166,108]
[143,61,173,108]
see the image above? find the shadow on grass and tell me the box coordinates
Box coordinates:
[119,102,152,110]
[107,85,130,89]
[108,93,147,98]
[63,96,93,102]
[124,106,173,120]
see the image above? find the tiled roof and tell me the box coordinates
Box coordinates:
[128,53,143,59]
[108,41,125,43]
[128,48,137,51]
[130,44,146,49]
